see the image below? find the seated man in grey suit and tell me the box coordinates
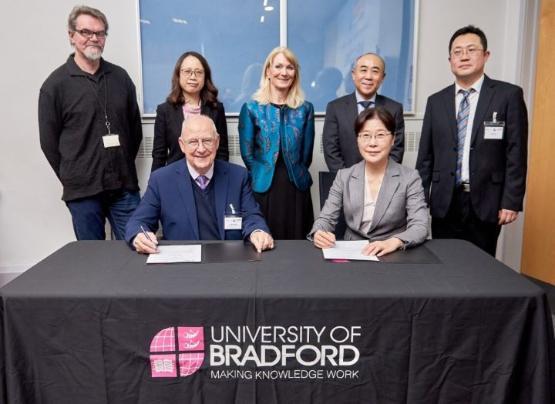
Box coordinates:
[310,107,428,257]
[323,53,405,171]
[126,115,274,254]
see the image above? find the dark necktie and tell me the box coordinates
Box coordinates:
[196,175,209,190]
[456,89,473,184]
[359,100,374,110]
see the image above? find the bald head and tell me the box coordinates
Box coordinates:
[178,115,220,175]
[181,115,219,140]
[353,53,386,74]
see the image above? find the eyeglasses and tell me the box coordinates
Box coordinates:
[185,138,215,149]
[180,69,205,77]
[75,29,107,39]
[450,46,484,59]
[358,131,391,144]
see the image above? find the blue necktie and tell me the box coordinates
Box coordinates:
[456,89,473,185]
[359,100,374,110]
[196,175,209,190]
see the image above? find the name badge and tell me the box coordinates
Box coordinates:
[102,134,120,148]
[224,203,242,230]
[483,112,504,140]
[224,216,242,230]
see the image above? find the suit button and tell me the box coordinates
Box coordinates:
[453,147,457,152]
[450,172,454,176]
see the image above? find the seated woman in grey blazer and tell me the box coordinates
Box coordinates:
[310,107,429,256]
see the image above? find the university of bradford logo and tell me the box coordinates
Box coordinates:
[149,326,204,377]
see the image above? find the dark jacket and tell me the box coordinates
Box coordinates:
[323,92,405,171]
[125,159,269,244]
[416,75,528,223]
[39,55,142,201]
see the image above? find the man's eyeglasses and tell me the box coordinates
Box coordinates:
[75,29,107,39]
[186,138,215,149]
[450,47,484,59]
[180,69,205,78]
[358,131,392,144]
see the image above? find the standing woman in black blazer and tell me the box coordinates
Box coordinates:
[152,51,229,171]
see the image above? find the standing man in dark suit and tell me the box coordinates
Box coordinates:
[323,53,405,171]
[416,25,528,256]
[126,115,273,254]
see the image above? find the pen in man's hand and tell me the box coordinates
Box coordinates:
[140,225,154,243]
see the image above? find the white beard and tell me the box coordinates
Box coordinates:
[84,47,103,61]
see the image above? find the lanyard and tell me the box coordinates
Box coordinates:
[85,73,111,134]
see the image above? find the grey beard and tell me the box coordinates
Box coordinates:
[84,48,102,61]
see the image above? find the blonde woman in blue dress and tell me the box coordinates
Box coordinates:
[239,47,315,239]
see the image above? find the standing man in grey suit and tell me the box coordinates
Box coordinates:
[323,53,405,171]
[416,25,528,256]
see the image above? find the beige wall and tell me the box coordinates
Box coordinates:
[522,0,555,285]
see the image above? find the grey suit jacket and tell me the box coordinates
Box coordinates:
[323,93,405,171]
[310,160,429,247]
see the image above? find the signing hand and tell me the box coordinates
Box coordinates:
[362,237,404,257]
[133,231,159,254]
[313,230,336,249]
[249,231,274,253]
[498,209,518,225]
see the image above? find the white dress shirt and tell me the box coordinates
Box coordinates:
[455,75,484,184]
[355,91,377,114]
[186,161,214,186]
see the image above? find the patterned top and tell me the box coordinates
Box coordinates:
[182,102,201,121]
[238,100,315,193]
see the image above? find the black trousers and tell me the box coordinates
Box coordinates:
[432,188,501,256]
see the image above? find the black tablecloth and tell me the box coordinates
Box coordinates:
[1,240,553,403]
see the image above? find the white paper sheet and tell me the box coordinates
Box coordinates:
[147,245,202,264]
[322,240,379,261]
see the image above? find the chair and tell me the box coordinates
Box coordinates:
[318,171,347,240]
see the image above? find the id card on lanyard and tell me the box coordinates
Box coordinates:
[484,112,504,140]
[224,203,242,230]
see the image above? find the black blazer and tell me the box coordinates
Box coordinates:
[416,75,528,223]
[322,92,405,171]
[151,101,229,172]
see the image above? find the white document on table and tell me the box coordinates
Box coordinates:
[322,240,379,261]
[147,245,202,264]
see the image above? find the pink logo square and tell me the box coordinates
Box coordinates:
[150,354,177,377]
[149,327,175,352]
[179,352,205,376]
[178,327,204,351]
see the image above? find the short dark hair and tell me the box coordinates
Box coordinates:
[167,51,219,107]
[449,25,487,53]
[68,5,109,33]
[354,106,395,135]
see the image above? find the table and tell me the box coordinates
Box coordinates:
[1,240,553,403]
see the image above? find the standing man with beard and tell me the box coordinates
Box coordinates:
[39,6,143,240]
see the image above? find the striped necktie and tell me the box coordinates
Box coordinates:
[359,100,374,110]
[456,89,473,185]
[196,175,209,190]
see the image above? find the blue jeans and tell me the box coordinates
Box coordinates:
[66,190,140,240]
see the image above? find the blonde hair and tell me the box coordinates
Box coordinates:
[252,47,305,108]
